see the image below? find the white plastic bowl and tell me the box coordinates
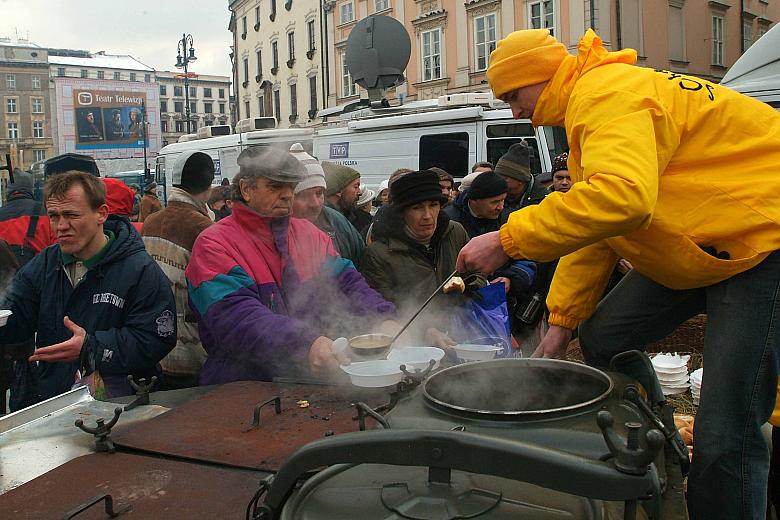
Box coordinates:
[341,360,404,388]
[387,347,445,372]
[453,343,502,362]
[0,309,11,327]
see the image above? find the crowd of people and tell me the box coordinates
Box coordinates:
[1,25,779,520]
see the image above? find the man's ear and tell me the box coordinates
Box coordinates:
[96,204,109,224]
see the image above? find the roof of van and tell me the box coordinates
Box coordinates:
[721,23,780,94]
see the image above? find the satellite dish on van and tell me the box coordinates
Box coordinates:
[345,15,411,103]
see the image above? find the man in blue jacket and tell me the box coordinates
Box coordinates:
[0,171,176,409]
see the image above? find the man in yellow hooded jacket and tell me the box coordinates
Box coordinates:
[457,29,780,519]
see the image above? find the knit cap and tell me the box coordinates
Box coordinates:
[390,170,445,209]
[290,142,327,194]
[460,171,483,192]
[487,29,569,99]
[468,171,508,200]
[356,183,376,206]
[495,141,532,183]
[102,178,134,217]
[551,151,569,174]
[322,161,360,197]
[174,151,215,194]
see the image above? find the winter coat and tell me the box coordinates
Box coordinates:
[0,216,177,403]
[186,202,396,385]
[0,191,56,266]
[444,191,508,238]
[139,193,162,222]
[142,187,213,378]
[316,205,365,269]
[498,30,780,329]
[361,208,469,334]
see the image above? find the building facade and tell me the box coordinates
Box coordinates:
[0,40,56,171]
[156,71,232,145]
[229,0,325,128]
[48,49,155,84]
[324,0,778,106]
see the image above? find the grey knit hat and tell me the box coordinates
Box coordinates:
[495,141,532,183]
[237,145,307,184]
[322,161,360,197]
[290,143,327,194]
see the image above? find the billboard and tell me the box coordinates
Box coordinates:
[73,90,148,149]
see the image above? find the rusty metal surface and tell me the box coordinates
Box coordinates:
[0,452,260,519]
[112,380,388,471]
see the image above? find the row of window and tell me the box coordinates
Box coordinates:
[54,68,152,82]
[5,97,45,114]
[159,84,227,99]
[242,75,319,123]
[241,21,317,86]
[338,0,389,24]
[5,74,42,90]
[161,119,228,133]
[6,121,46,139]
[160,100,227,115]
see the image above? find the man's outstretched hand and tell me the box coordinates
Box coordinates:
[531,325,573,359]
[29,316,86,363]
[456,231,512,275]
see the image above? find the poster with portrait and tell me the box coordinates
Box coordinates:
[73,89,147,150]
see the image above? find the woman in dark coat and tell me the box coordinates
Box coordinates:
[361,170,469,349]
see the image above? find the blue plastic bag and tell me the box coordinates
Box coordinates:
[449,283,511,358]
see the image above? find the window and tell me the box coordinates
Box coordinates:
[340,1,354,24]
[97,70,105,79]
[174,101,183,113]
[219,102,226,114]
[242,16,248,36]
[288,31,295,61]
[255,5,260,25]
[175,120,185,133]
[174,85,183,96]
[160,84,167,95]
[290,84,298,118]
[668,4,686,62]
[244,57,249,83]
[204,87,212,98]
[219,88,225,98]
[375,0,389,11]
[113,71,121,80]
[307,20,316,51]
[190,86,197,98]
[57,67,65,77]
[190,101,197,114]
[6,98,17,113]
[259,96,266,116]
[31,75,40,89]
[7,122,18,139]
[529,1,555,36]
[161,120,168,133]
[712,15,725,66]
[419,132,469,177]
[421,29,442,81]
[6,74,16,88]
[273,90,281,122]
[474,13,497,71]
[31,98,43,113]
[204,102,213,114]
[270,0,277,19]
[485,123,542,173]
[256,50,263,77]
[743,20,753,50]
[245,100,251,118]
[272,42,279,70]
[309,75,317,115]
[145,73,151,82]
[33,149,45,162]
[341,53,356,97]
[160,100,168,112]
[130,72,136,82]
[33,121,44,138]
[80,69,88,78]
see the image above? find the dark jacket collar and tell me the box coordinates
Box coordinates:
[372,204,451,251]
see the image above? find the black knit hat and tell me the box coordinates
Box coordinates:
[390,170,445,209]
[179,151,215,194]
[551,151,569,174]
[495,141,532,183]
[468,171,508,200]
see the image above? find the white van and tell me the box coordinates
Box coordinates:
[721,23,780,109]
[154,93,568,199]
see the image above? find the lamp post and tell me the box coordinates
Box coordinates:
[175,33,197,134]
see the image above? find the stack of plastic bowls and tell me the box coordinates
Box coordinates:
[651,353,691,396]
[690,368,703,405]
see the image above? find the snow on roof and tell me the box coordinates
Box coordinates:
[0,39,42,49]
[48,53,154,72]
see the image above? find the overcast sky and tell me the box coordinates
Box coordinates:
[0,0,233,77]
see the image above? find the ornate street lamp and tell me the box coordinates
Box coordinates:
[175,33,197,134]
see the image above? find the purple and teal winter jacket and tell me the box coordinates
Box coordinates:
[186,202,396,384]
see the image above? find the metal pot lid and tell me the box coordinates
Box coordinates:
[423,359,614,417]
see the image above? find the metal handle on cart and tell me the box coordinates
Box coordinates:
[253,429,662,520]
[63,493,132,519]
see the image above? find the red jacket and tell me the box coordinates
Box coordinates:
[0,194,56,263]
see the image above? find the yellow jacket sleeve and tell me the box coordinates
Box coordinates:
[546,240,618,329]
[499,91,678,263]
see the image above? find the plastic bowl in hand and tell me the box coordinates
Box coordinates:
[387,346,445,371]
[0,310,11,328]
[454,343,503,362]
[348,334,393,360]
[341,360,404,388]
